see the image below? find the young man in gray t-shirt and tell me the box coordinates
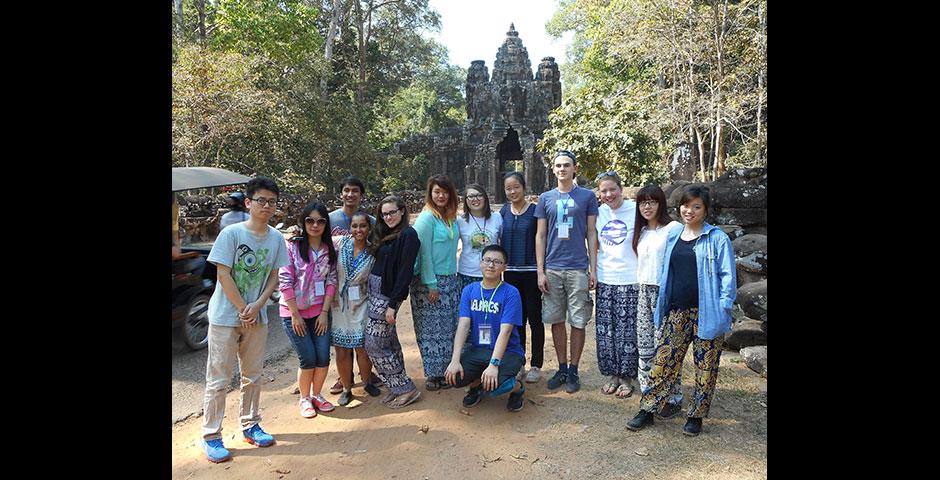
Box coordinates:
[201,176,289,464]
[328,176,375,236]
[534,150,599,395]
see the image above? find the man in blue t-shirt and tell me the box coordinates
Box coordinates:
[445,244,527,412]
[534,149,600,395]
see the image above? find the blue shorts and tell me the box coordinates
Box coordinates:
[282,316,331,369]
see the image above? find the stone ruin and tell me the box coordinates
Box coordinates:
[393,24,563,202]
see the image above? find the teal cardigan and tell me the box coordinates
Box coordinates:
[412,209,458,289]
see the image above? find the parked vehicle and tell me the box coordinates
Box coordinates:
[172,167,251,350]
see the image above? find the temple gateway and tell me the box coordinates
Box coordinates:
[393,24,562,202]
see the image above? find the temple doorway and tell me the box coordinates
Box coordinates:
[495,127,522,203]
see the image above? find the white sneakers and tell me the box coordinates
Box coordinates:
[299,397,317,418]
[525,366,542,383]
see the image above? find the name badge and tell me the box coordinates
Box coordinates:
[478,324,492,345]
[315,281,325,296]
[558,224,570,239]
[348,285,361,301]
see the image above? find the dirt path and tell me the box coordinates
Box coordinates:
[172,296,767,479]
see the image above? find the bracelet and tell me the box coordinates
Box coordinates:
[489,357,501,367]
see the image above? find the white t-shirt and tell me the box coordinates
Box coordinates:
[456,213,503,277]
[596,200,638,285]
[636,221,682,285]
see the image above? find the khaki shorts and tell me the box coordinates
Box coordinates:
[542,269,593,329]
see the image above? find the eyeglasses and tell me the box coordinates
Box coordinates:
[250,197,278,207]
[466,194,484,200]
[381,208,401,218]
[638,200,659,208]
[481,258,506,267]
[304,217,327,226]
[595,171,619,181]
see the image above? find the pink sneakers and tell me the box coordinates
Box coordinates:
[310,394,335,412]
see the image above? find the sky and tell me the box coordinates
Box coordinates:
[426,0,574,70]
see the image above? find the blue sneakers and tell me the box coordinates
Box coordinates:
[202,439,231,463]
[242,424,275,447]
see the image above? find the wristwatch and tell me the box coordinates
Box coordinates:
[490,357,501,367]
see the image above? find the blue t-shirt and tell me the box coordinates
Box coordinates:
[458,281,525,358]
[534,185,599,270]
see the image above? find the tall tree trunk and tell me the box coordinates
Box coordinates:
[695,128,708,182]
[714,120,724,180]
[321,0,347,101]
[196,0,206,45]
[353,1,367,104]
[756,0,766,163]
[174,0,184,41]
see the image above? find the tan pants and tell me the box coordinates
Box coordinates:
[201,322,268,441]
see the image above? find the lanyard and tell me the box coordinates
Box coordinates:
[479,281,502,325]
[470,215,487,235]
[560,190,572,223]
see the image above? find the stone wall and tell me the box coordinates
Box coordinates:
[177,190,428,245]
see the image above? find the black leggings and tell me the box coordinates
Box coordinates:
[503,270,544,368]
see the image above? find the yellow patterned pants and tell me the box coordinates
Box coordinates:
[639,308,722,418]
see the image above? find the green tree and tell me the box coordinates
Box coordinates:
[543,0,767,183]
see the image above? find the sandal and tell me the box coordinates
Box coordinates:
[386,389,422,409]
[425,378,441,391]
[382,391,396,405]
[438,377,452,390]
[614,383,634,398]
[601,378,620,395]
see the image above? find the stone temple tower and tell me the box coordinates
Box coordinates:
[394,24,562,201]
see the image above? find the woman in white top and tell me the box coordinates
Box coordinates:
[456,184,503,292]
[633,184,684,418]
[593,172,640,398]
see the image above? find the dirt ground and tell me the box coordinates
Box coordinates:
[172,295,767,480]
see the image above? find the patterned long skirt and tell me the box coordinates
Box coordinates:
[409,274,460,378]
[457,272,482,292]
[637,284,683,403]
[364,274,416,395]
[639,308,722,418]
[594,283,640,378]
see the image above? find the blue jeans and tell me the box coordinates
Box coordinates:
[281,316,331,369]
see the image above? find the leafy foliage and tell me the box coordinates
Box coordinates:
[542,0,767,184]
[172,0,463,195]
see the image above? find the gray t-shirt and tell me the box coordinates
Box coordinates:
[207,222,290,327]
[329,209,376,236]
[534,185,599,270]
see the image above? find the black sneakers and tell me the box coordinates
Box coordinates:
[657,402,682,419]
[683,417,703,436]
[626,410,654,431]
[507,386,525,412]
[363,382,382,397]
[546,370,567,390]
[564,371,581,394]
[463,386,484,407]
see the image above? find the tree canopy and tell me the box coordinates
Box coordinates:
[541,0,767,185]
[172,0,464,193]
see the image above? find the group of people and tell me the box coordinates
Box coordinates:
[194,149,737,464]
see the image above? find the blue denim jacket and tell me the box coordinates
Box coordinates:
[654,223,737,340]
